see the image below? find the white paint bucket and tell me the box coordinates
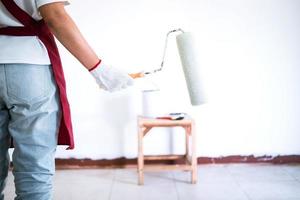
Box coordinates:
[141,89,166,118]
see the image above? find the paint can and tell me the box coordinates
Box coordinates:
[141,89,166,118]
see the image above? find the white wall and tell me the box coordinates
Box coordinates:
[53,0,300,159]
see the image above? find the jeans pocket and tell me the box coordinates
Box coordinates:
[5,64,52,103]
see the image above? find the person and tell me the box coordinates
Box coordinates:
[0,0,143,199]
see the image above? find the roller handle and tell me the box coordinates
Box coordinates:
[129,72,145,79]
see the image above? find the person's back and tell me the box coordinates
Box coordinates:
[0,0,69,64]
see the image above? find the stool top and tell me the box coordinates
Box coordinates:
[138,115,194,127]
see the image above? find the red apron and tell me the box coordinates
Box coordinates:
[0,0,74,149]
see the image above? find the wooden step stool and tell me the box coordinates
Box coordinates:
[137,115,197,185]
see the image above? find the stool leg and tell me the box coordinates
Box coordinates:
[185,127,189,158]
[138,125,144,185]
[191,121,197,184]
[184,126,190,171]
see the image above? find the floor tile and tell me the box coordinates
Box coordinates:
[3,171,14,199]
[110,181,178,200]
[114,168,174,185]
[111,168,177,200]
[175,181,248,200]
[174,164,235,184]
[281,164,300,181]
[54,169,114,200]
[226,164,293,182]
[238,180,300,200]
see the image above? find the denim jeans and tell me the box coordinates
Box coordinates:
[0,64,61,200]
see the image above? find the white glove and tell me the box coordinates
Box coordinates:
[90,61,134,92]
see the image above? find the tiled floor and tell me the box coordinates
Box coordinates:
[3,164,300,200]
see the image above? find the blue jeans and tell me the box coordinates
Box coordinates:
[0,64,61,200]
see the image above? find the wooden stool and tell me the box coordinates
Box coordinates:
[137,115,197,185]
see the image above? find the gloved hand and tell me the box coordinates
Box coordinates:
[90,61,134,92]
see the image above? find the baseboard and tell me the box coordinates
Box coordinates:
[55,155,300,169]
[196,155,300,164]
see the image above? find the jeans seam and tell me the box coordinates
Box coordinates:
[3,64,9,104]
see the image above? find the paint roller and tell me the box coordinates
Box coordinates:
[129,29,206,106]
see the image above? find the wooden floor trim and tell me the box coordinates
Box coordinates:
[55,155,300,169]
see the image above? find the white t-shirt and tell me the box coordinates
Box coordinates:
[0,0,69,64]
